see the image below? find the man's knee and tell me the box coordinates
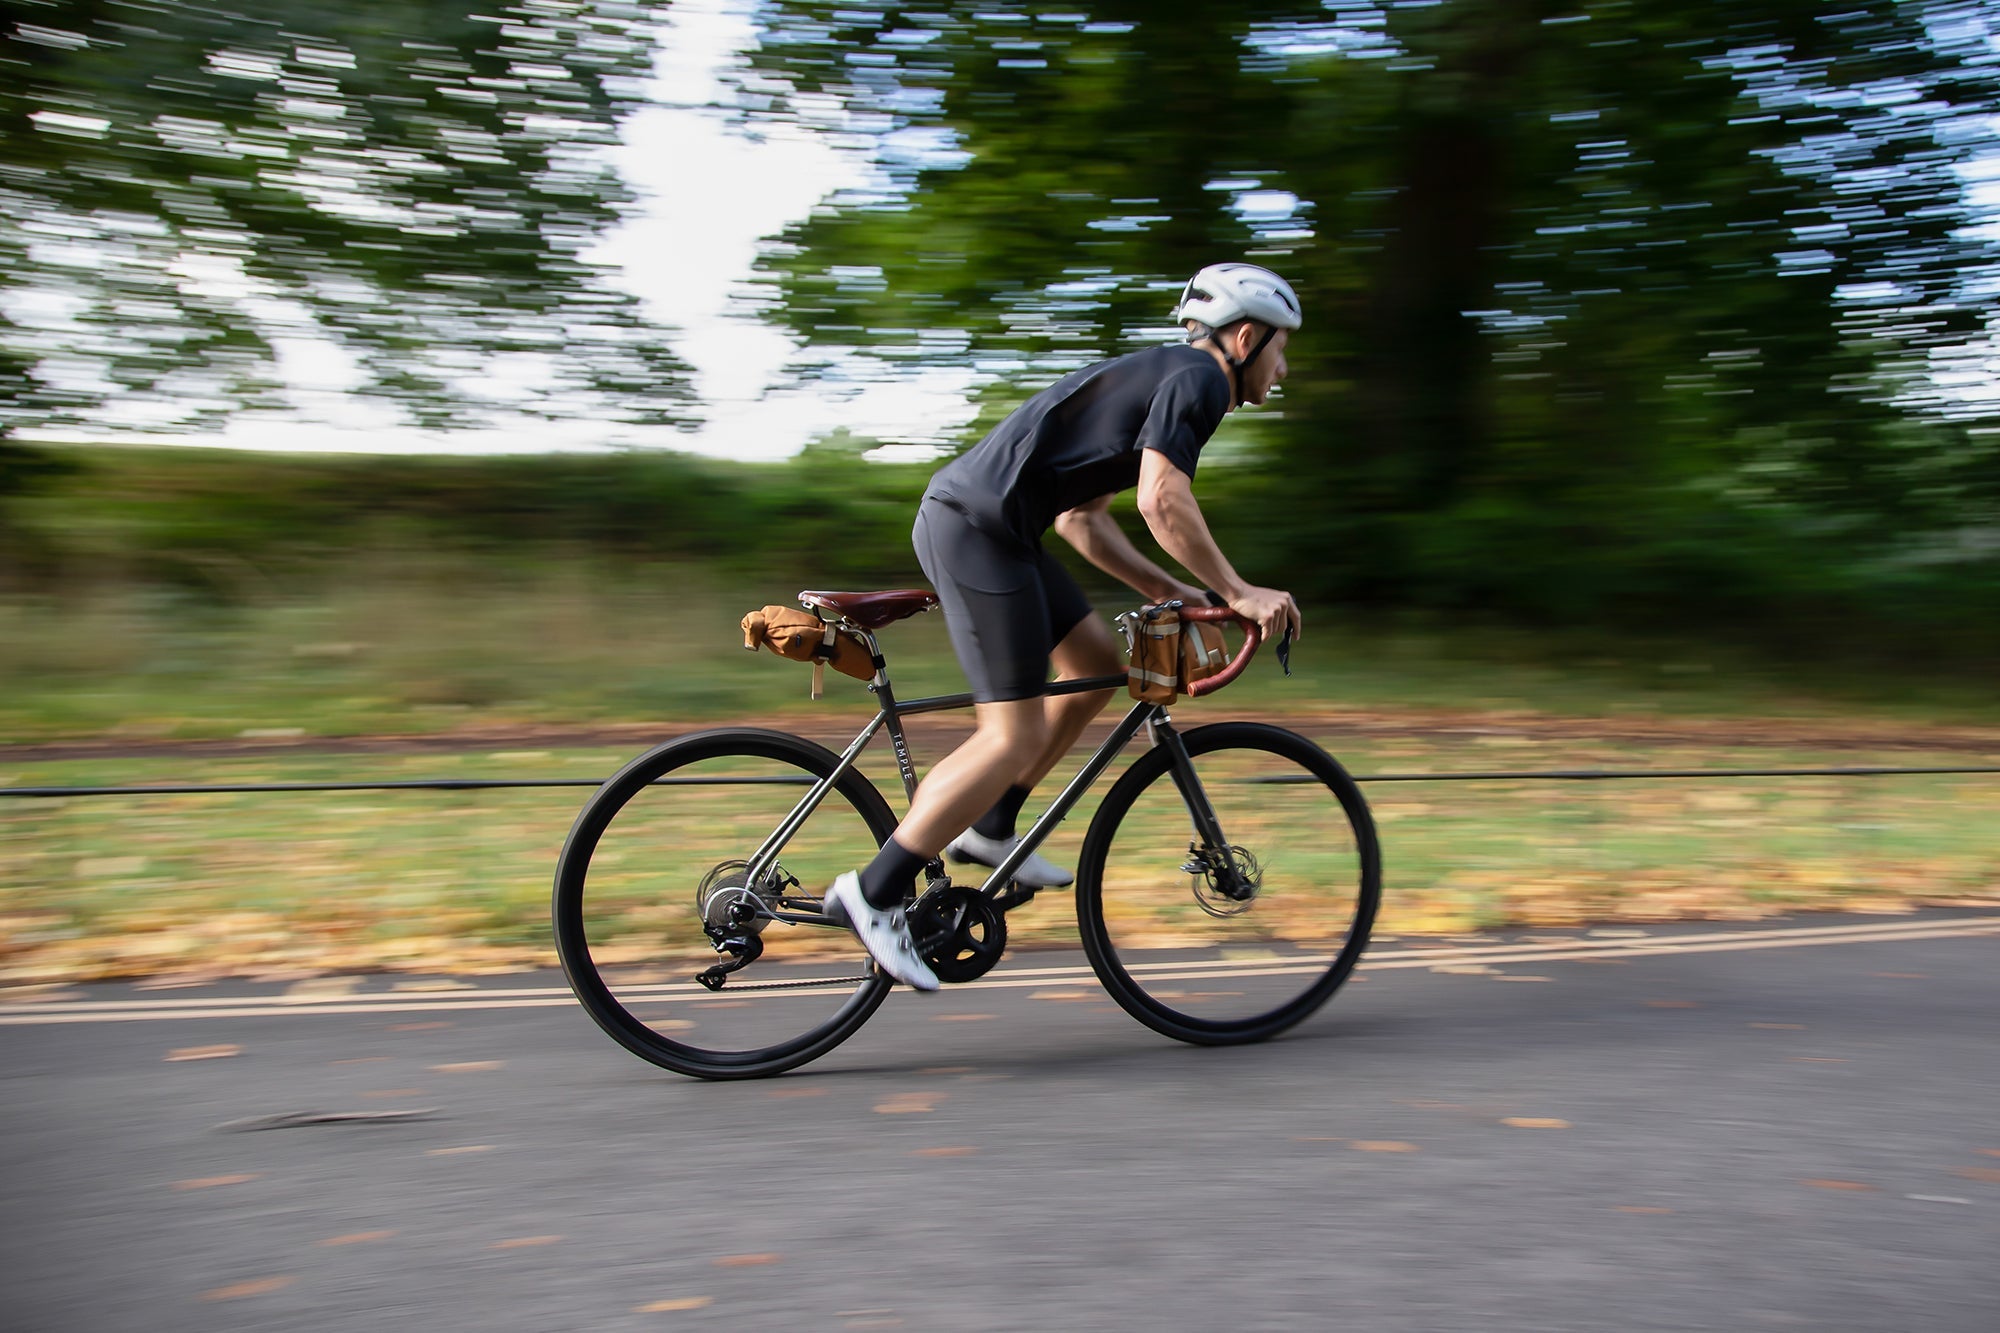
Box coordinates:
[975,702,1051,768]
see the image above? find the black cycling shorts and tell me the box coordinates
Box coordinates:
[912,495,1093,703]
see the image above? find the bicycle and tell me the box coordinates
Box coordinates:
[552,589,1380,1080]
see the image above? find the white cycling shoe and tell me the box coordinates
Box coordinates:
[945,828,1074,888]
[821,871,939,992]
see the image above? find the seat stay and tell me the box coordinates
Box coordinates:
[743,709,891,890]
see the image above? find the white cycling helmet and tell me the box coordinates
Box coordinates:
[1172,262,1302,332]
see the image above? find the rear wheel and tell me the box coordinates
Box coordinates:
[1076,722,1378,1045]
[553,728,897,1079]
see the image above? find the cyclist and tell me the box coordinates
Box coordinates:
[823,262,1306,989]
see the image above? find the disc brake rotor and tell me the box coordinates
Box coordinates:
[1187,844,1262,918]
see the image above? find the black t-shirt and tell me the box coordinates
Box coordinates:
[925,344,1231,546]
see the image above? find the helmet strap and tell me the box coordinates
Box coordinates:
[1192,322,1278,407]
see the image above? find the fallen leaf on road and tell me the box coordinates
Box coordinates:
[1349,1141,1419,1153]
[1503,1118,1571,1129]
[874,1093,941,1114]
[1956,1167,2000,1184]
[431,1062,503,1073]
[636,1297,713,1313]
[388,1022,452,1032]
[202,1277,295,1301]
[714,1253,780,1267]
[166,1045,241,1062]
[1029,990,1094,1001]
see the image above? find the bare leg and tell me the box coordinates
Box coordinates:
[1018,613,1123,789]
[879,617,1117,862]
[889,697,1050,859]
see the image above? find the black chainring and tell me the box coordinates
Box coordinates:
[909,885,1008,985]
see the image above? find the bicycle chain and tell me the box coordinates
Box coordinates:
[699,973,876,992]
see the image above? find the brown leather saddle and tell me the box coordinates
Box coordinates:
[797,588,940,630]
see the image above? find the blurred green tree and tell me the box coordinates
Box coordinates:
[1,0,693,435]
[738,1,2000,622]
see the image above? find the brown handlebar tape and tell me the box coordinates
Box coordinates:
[1178,606,1264,698]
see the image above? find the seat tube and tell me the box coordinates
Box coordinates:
[868,678,923,804]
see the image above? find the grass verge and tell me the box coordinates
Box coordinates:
[4,727,1995,985]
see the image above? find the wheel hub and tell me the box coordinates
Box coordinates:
[1186,844,1262,918]
[696,860,771,937]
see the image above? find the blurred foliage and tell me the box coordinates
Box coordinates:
[5,442,1998,671]
[0,441,935,595]
[737,1,2000,625]
[1,0,692,432]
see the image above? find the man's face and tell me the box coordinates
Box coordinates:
[1237,324,1291,406]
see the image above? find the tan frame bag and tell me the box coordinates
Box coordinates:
[1120,604,1232,704]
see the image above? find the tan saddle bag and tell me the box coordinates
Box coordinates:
[741,606,877,697]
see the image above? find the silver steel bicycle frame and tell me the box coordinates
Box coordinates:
[741,623,1235,913]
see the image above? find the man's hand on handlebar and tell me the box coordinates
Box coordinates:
[1227,585,1302,647]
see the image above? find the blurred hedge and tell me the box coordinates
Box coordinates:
[2,440,1995,674]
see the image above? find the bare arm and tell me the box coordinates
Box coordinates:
[1133,449,1301,642]
[1050,494,1200,605]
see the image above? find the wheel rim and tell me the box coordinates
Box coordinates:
[1082,725,1376,1038]
[556,735,894,1072]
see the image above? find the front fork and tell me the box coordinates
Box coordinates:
[1150,714,1254,901]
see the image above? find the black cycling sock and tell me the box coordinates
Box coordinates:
[971,785,1032,841]
[859,836,928,910]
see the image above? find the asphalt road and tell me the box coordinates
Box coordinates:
[5,910,1997,1333]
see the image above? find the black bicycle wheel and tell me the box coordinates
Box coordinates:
[553,728,898,1080]
[1075,722,1379,1045]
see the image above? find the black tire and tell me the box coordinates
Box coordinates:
[1075,722,1379,1045]
[553,728,898,1080]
